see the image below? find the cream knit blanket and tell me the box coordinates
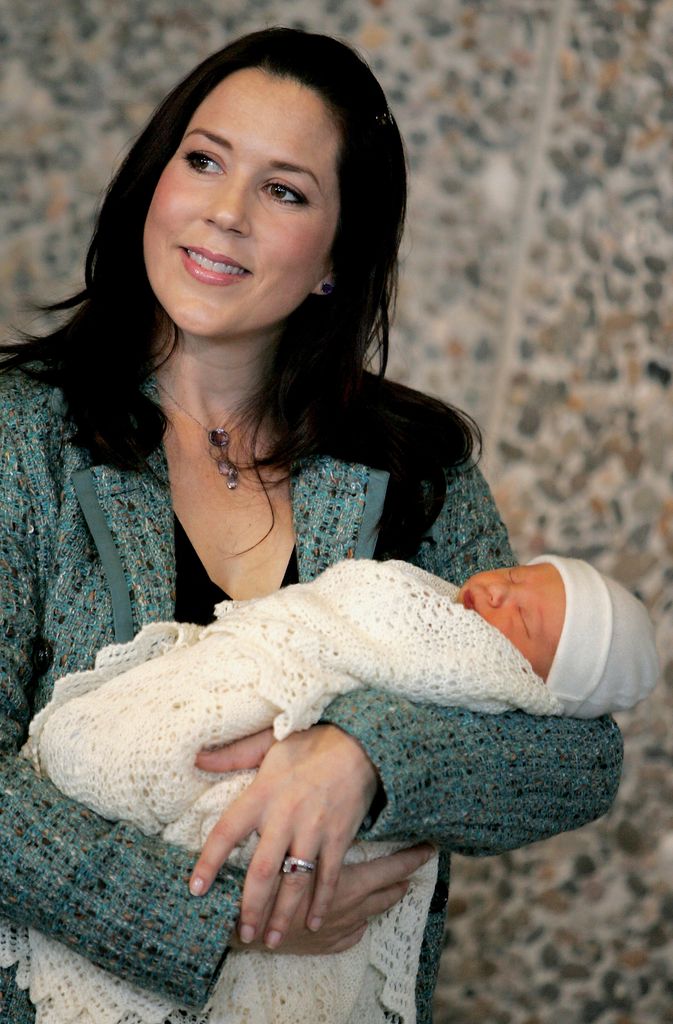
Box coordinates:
[1,559,562,1024]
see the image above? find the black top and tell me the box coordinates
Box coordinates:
[174,515,299,625]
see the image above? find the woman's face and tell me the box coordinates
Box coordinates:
[143,68,341,352]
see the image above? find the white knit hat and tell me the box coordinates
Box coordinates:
[528,555,659,718]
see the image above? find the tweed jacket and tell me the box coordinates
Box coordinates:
[0,370,623,1023]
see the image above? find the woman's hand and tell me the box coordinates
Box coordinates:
[190,724,380,948]
[228,843,436,955]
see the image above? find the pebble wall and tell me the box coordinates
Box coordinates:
[1,1,671,1021]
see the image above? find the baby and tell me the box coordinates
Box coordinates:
[456,553,658,717]
[5,557,658,1024]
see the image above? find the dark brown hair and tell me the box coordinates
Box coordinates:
[2,27,479,554]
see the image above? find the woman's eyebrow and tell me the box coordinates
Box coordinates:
[184,128,322,190]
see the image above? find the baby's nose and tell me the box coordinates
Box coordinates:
[485,580,510,606]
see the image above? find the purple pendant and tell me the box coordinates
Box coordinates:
[208,428,230,448]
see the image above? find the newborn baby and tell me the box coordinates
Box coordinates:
[6,557,658,1024]
[457,553,658,716]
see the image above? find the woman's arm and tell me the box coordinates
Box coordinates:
[0,413,242,1009]
[0,754,242,1006]
[321,696,622,853]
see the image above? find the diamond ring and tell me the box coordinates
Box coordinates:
[281,856,316,875]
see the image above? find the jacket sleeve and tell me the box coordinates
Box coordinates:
[320,460,623,853]
[0,423,241,1009]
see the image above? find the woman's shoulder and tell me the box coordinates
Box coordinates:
[0,367,73,478]
[0,366,66,430]
[412,457,514,582]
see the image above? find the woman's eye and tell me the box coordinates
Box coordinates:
[266,182,305,204]
[184,151,221,174]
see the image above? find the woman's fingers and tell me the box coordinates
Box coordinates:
[191,731,278,897]
[255,847,434,956]
[305,842,346,932]
[236,727,378,945]
[260,824,349,944]
[189,791,261,895]
[191,724,387,948]
[358,879,409,919]
[235,828,295,943]
[262,850,320,948]
[321,922,369,955]
[349,842,435,896]
[195,728,275,773]
[237,805,322,944]
[228,848,434,956]
[263,843,434,949]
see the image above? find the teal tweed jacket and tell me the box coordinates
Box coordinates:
[0,370,623,1023]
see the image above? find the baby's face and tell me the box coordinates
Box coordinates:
[457,563,565,680]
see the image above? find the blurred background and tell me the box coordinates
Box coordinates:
[1,0,670,1020]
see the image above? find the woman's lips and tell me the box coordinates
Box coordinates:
[180,247,250,285]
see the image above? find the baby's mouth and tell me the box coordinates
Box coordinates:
[459,588,475,610]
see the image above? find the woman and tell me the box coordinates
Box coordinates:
[0,27,622,1023]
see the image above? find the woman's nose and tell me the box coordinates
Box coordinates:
[205,179,250,235]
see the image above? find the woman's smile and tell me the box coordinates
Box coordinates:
[181,246,250,284]
[143,67,341,353]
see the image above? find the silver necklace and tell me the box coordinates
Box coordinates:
[158,381,240,489]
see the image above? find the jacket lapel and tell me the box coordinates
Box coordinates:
[291,456,389,582]
[78,448,175,638]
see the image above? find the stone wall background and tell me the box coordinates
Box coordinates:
[1,0,670,1021]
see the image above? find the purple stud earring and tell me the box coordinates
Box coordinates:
[320,281,334,295]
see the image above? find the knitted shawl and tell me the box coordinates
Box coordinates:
[1,559,562,1024]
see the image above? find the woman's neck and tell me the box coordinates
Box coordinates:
[154,329,276,426]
